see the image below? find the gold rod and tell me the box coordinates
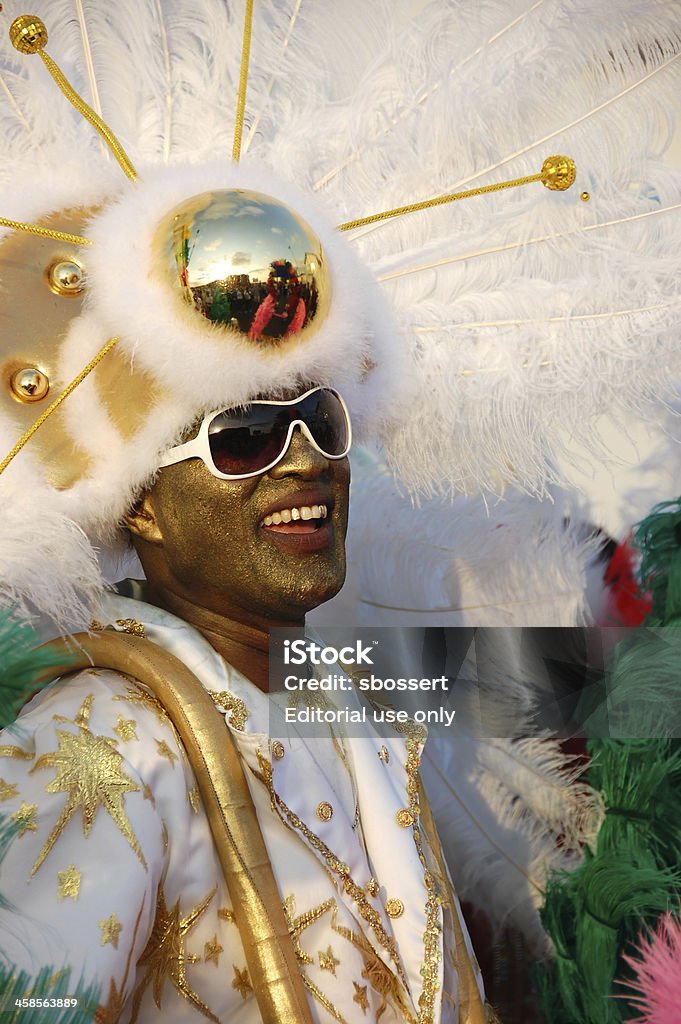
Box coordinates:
[0,337,119,477]
[0,217,90,246]
[338,156,576,232]
[38,50,137,181]
[9,16,137,181]
[232,0,255,162]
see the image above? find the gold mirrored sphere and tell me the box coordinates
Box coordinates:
[10,366,50,403]
[153,189,330,345]
[9,15,48,54]
[46,258,85,296]
[541,155,577,192]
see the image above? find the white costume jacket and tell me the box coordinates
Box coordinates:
[0,596,487,1023]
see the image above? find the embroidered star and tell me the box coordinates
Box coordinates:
[57,864,81,901]
[353,981,369,1015]
[0,745,33,760]
[188,785,200,813]
[113,716,138,742]
[0,778,18,802]
[100,913,123,948]
[232,965,252,1001]
[155,739,178,765]
[142,784,156,806]
[11,800,37,837]
[114,684,170,726]
[217,907,235,923]
[129,882,218,1024]
[283,894,335,966]
[204,936,223,966]
[29,698,145,874]
[318,945,340,975]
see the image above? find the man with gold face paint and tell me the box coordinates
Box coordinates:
[0,389,492,1024]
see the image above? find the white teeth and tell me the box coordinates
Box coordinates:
[262,503,329,526]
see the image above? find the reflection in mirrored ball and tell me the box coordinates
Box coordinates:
[153,189,330,345]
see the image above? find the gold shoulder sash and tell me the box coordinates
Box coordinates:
[38,630,313,1024]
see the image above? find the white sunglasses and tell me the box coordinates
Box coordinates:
[159,386,352,480]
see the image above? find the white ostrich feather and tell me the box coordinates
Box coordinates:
[421,732,605,952]
[313,448,597,627]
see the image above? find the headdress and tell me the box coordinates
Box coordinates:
[0,0,680,628]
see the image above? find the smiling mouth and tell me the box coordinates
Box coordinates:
[261,503,328,535]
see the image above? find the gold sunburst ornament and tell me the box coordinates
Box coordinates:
[29,696,145,873]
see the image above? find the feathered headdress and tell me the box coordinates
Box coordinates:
[0,0,680,631]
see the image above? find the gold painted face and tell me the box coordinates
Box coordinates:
[139,426,350,625]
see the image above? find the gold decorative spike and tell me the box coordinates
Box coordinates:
[9,15,137,181]
[0,217,90,246]
[232,0,254,162]
[0,336,119,476]
[338,155,577,232]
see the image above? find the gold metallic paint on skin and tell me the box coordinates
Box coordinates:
[153,189,330,346]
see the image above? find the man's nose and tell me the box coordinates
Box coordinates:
[268,425,328,479]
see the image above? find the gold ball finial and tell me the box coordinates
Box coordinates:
[9,14,48,54]
[9,367,50,403]
[541,155,577,192]
[580,191,591,202]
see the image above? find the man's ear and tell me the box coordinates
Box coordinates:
[124,492,164,546]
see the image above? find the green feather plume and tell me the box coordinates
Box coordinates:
[0,609,75,730]
[536,498,681,1023]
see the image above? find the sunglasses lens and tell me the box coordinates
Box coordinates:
[298,389,349,456]
[207,389,349,476]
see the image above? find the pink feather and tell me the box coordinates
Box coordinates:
[622,913,681,1024]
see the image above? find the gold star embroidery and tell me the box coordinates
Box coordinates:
[113,716,138,742]
[0,745,33,760]
[114,684,171,726]
[100,913,123,948]
[29,700,145,875]
[232,965,252,1001]
[318,945,340,975]
[11,801,37,837]
[57,864,81,901]
[217,907,235,923]
[142,784,156,806]
[353,981,369,1015]
[161,821,169,852]
[283,895,335,966]
[188,785,200,813]
[204,936,223,966]
[155,739,178,765]
[129,883,218,1024]
[0,778,18,802]
[96,899,146,1024]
